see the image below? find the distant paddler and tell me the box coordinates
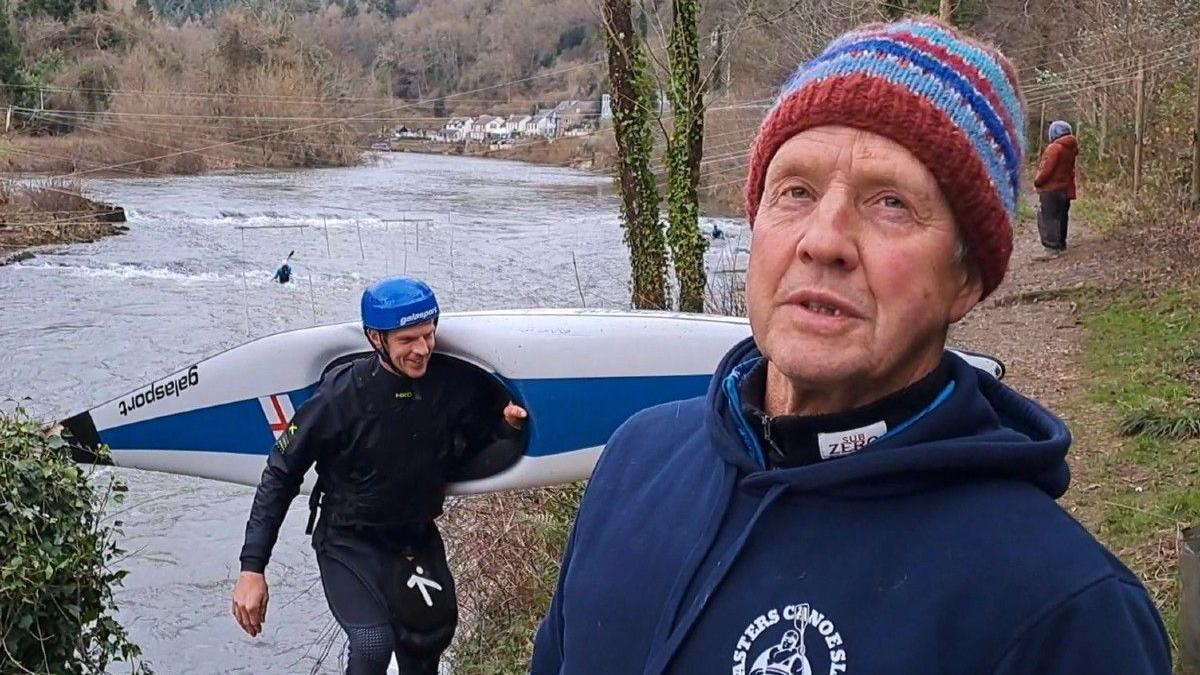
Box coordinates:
[272,251,295,285]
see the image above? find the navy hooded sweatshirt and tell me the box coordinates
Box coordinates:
[532,339,1170,674]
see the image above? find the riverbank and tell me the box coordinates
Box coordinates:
[385,134,612,174]
[385,132,747,218]
[0,128,360,177]
[5,117,751,219]
[0,180,127,262]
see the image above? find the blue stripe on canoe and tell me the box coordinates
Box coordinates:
[506,374,711,457]
[99,385,318,457]
[97,374,712,459]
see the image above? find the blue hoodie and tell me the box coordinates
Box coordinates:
[532,339,1170,674]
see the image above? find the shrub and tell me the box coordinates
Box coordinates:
[0,408,150,674]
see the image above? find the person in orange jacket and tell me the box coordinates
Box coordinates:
[1034,120,1078,256]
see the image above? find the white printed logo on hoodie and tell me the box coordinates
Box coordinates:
[732,603,847,675]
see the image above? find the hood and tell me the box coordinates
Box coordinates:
[1053,134,1079,156]
[703,338,1071,498]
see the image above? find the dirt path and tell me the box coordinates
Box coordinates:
[950,216,1105,411]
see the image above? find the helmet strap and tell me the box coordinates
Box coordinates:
[364,327,400,375]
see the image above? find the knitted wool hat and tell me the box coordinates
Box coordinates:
[743,18,1026,298]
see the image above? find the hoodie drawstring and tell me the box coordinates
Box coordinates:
[645,483,789,675]
[646,465,738,650]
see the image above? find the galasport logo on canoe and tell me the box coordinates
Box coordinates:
[118,366,199,417]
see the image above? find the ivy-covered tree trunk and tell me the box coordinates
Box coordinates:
[601,0,668,309]
[665,0,708,313]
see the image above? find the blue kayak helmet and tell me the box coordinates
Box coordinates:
[361,276,440,332]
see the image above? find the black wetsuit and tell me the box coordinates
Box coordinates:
[239,353,523,674]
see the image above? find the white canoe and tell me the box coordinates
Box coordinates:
[63,309,1004,494]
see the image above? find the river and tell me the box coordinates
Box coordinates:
[0,152,746,673]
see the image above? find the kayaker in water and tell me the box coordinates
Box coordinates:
[272,251,294,284]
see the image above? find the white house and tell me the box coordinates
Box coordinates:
[555,100,601,132]
[505,114,531,136]
[484,116,508,138]
[533,108,558,137]
[441,117,473,142]
[468,115,498,141]
[391,125,423,139]
[524,109,550,137]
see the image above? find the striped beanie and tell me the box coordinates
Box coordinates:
[744,18,1026,298]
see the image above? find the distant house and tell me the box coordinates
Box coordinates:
[558,100,601,131]
[465,115,496,141]
[550,100,574,129]
[531,108,557,137]
[528,100,600,137]
[392,124,423,139]
[484,116,508,138]
[441,117,473,142]
[505,114,531,136]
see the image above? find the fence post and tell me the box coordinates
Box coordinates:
[1134,55,1146,196]
[1037,102,1047,159]
[1189,46,1199,210]
[1181,527,1200,674]
[1099,88,1108,165]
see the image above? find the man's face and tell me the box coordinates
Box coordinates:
[747,126,982,402]
[370,321,436,378]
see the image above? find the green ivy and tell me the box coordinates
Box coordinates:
[602,0,668,309]
[0,408,151,674]
[665,0,708,313]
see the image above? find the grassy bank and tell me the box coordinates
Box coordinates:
[1069,285,1200,643]
[0,180,127,259]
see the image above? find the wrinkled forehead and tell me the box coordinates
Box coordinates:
[763,126,944,197]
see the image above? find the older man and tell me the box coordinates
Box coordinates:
[531,18,1170,675]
